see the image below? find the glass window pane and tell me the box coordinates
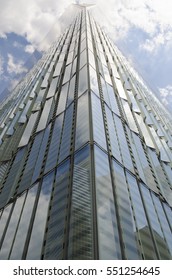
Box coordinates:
[17,132,44,194]
[79,50,87,69]
[0,193,26,259]
[78,65,88,97]
[10,184,38,259]
[106,83,120,116]
[114,115,133,171]
[56,82,69,116]
[36,98,53,132]
[46,77,58,99]
[18,112,39,147]
[53,62,63,77]
[105,105,122,163]
[112,161,140,259]
[126,172,158,259]
[59,104,73,163]
[44,160,70,259]
[0,204,13,243]
[115,78,127,100]
[89,65,99,97]
[94,146,121,259]
[18,100,32,124]
[45,114,64,174]
[68,146,93,259]
[88,49,96,69]
[31,125,51,183]
[67,75,76,106]
[63,64,72,84]
[141,186,171,259]
[91,93,107,151]
[75,93,89,150]
[26,172,54,259]
[152,195,172,257]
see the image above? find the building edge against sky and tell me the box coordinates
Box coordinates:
[0,5,172,260]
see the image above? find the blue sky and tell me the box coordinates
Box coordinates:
[0,0,172,113]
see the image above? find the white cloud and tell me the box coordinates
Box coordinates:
[90,0,172,53]
[0,54,4,77]
[0,0,77,50]
[140,30,172,53]
[7,54,28,75]
[0,0,172,53]
[25,45,35,53]
[159,85,172,106]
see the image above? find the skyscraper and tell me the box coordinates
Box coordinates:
[0,5,172,260]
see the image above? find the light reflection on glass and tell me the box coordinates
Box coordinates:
[26,172,54,259]
[0,194,26,259]
[18,112,39,147]
[89,65,99,97]
[126,172,157,259]
[36,98,53,132]
[94,146,121,260]
[10,184,38,259]
[78,65,88,97]
[75,93,89,150]
[0,204,13,243]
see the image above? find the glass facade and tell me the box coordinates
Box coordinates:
[0,6,172,260]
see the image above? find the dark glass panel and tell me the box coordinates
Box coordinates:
[0,193,26,259]
[44,160,70,259]
[0,204,13,243]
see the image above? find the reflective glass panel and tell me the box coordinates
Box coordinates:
[94,146,121,259]
[89,65,99,97]
[112,161,140,259]
[26,172,54,259]
[67,75,76,106]
[141,186,171,259]
[56,82,68,115]
[10,184,38,259]
[44,160,70,259]
[79,50,87,69]
[75,93,89,150]
[68,146,93,259]
[126,172,157,259]
[45,114,64,173]
[91,93,107,151]
[0,194,26,259]
[78,65,88,97]
[59,104,73,162]
[18,112,39,147]
[0,204,13,243]
[36,98,53,132]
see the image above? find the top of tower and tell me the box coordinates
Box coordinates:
[74,3,95,9]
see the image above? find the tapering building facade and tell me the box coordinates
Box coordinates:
[0,6,172,260]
